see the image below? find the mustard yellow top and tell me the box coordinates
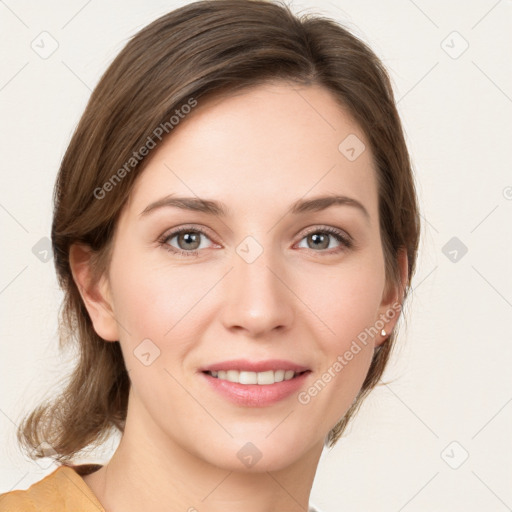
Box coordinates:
[0,464,105,512]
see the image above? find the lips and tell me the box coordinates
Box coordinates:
[200,358,310,373]
[201,368,311,407]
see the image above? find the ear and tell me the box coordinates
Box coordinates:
[375,247,408,347]
[69,243,119,342]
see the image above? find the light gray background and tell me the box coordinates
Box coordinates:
[1,1,511,510]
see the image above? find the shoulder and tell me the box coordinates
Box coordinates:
[0,487,37,512]
[0,464,104,512]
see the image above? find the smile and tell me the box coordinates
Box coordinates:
[204,369,308,385]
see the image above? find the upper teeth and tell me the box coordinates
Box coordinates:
[208,369,298,385]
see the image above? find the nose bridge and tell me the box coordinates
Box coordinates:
[220,233,294,335]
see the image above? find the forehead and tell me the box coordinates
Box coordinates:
[126,82,378,223]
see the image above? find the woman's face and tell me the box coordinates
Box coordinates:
[88,81,404,472]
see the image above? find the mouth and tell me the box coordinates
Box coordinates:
[202,369,311,385]
[200,368,312,407]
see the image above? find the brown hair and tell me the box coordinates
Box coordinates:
[17,0,420,463]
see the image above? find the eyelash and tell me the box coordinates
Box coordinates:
[158,225,353,258]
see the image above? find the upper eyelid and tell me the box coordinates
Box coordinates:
[301,224,350,238]
[161,224,351,245]
[161,224,217,242]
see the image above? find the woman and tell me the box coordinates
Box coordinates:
[0,0,420,510]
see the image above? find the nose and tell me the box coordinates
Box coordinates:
[218,241,295,338]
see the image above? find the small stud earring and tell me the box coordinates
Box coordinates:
[380,329,387,337]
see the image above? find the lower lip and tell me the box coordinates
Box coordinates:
[200,371,311,407]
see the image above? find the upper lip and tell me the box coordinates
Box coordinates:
[200,359,310,373]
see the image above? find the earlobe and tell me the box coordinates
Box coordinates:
[375,247,409,347]
[69,243,119,342]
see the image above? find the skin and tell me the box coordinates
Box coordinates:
[71,81,407,512]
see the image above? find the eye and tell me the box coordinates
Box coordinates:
[158,225,353,258]
[296,226,353,253]
[159,226,215,258]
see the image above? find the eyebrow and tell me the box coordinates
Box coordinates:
[139,193,370,222]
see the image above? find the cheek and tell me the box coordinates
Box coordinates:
[295,268,380,428]
[294,253,383,405]
[299,253,385,346]
[109,248,199,332]
[109,252,216,372]
[114,273,167,337]
[109,256,200,400]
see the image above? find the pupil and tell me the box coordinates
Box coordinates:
[181,232,199,249]
[310,233,328,249]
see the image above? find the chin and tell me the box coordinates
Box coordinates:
[198,435,311,473]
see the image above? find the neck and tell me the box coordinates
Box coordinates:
[84,389,324,512]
